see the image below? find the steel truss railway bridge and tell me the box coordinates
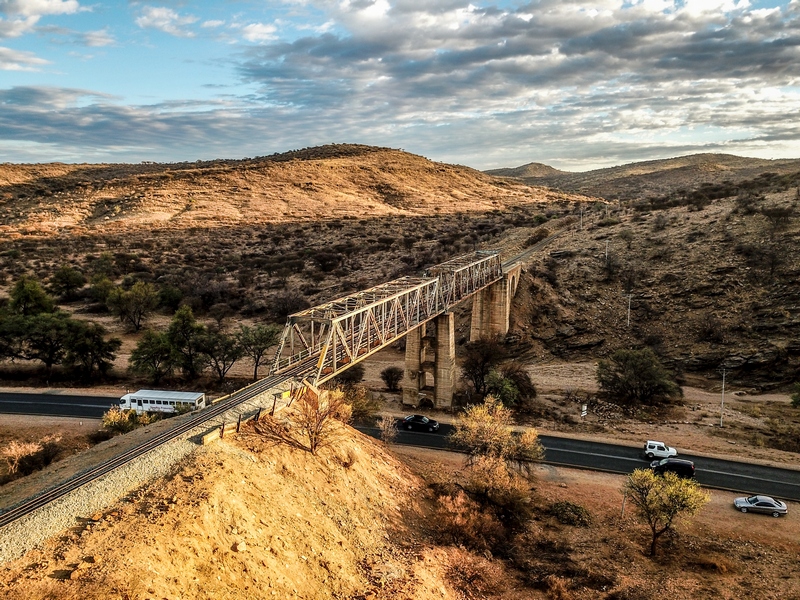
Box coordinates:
[270,249,522,407]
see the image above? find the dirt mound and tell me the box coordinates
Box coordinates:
[0,425,464,600]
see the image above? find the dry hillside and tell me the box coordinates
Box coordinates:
[1,145,799,396]
[509,188,800,393]
[0,144,589,344]
[490,153,800,200]
[0,423,798,600]
[0,144,580,236]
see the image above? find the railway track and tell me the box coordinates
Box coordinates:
[0,360,314,530]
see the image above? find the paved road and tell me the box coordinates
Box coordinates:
[0,392,118,419]
[357,423,800,502]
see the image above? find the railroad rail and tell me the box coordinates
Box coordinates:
[0,361,315,530]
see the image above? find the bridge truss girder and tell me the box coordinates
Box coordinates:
[270,250,502,386]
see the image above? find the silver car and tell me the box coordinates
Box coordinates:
[733,495,787,517]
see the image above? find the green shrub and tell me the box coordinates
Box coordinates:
[549,500,592,527]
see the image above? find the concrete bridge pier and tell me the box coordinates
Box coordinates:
[402,312,456,408]
[470,263,522,342]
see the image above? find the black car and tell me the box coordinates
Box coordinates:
[649,457,695,479]
[402,414,440,432]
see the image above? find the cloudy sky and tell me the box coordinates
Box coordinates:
[1,0,799,170]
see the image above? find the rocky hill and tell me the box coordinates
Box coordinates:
[485,162,565,179]
[509,188,800,389]
[0,144,590,331]
[490,153,800,201]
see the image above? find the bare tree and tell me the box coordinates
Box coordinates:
[253,385,348,455]
[1,441,42,475]
[377,416,398,445]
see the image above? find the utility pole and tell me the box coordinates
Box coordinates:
[605,239,609,262]
[719,368,727,427]
[579,206,584,230]
[623,294,633,327]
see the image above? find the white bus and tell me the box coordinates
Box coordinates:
[119,389,206,414]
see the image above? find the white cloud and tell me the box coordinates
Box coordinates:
[0,45,48,69]
[135,6,198,37]
[81,28,113,47]
[0,15,37,37]
[241,22,277,42]
[0,0,79,17]
[4,0,800,169]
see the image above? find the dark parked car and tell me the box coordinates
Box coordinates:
[733,495,787,517]
[649,457,695,479]
[402,414,440,432]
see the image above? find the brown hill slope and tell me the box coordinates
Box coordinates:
[1,145,798,393]
[0,144,590,332]
[511,189,800,390]
[0,144,583,237]
[491,153,800,200]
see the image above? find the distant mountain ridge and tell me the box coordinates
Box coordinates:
[485,162,566,178]
[485,153,800,200]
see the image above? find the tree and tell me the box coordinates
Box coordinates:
[461,336,507,397]
[499,363,537,400]
[624,469,710,556]
[129,330,175,384]
[166,306,207,379]
[791,383,800,409]
[331,362,365,387]
[0,312,25,361]
[618,228,634,250]
[107,281,159,331]
[596,348,681,406]
[200,329,243,383]
[89,274,115,304]
[21,312,71,374]
[450,396,543,467]
[63,320,121,378]
[253,386,347,455]
[486,370,519,407]
[236,324,281,381]
[380,366,403,391]
[49,265,86,301]
[340,385,382,423]
[761,204,794,236]
[9,276,55,316]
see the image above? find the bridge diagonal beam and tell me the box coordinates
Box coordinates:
[270,250,502,386]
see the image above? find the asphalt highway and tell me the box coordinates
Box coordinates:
[357,422,800,502]
[3,393,798,502]
[0,392,118,419]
